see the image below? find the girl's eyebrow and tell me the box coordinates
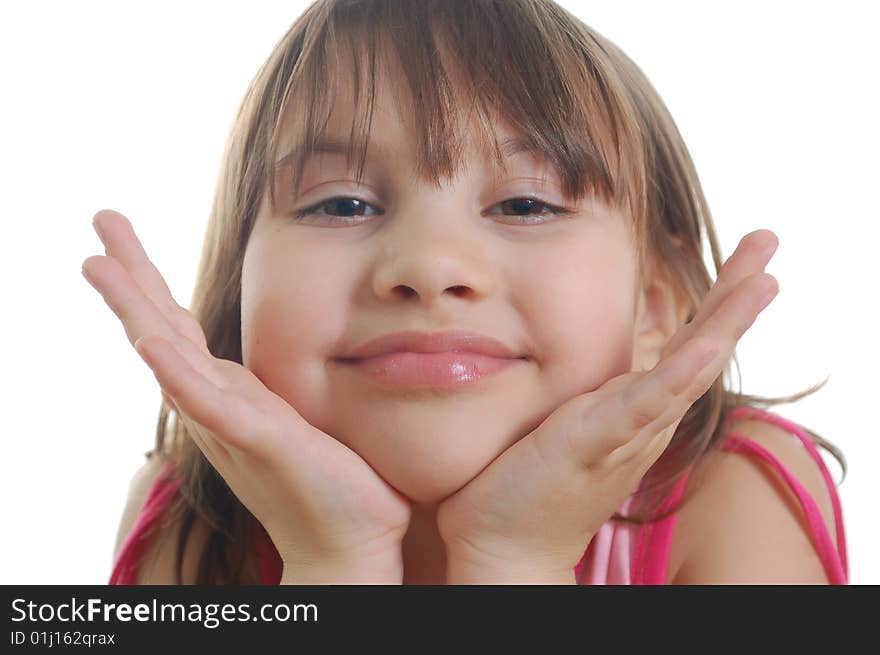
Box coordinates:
[273,137,365,172]
[273,134,547,173]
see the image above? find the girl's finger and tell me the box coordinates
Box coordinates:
[692,271,778,363]
[608,271,777,465]
[158,389,225,461]
[661,229,778,360]
[597,337,718,462]
[92,210,207,349]
[161,389,177,411]
[83,254,224,387]
[167,399,232,471]
[134,335,266,453]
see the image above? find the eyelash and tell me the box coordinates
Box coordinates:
[292,196,574,225]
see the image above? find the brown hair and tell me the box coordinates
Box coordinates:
[143,0,845,584]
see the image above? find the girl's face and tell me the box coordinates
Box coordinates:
[241,68,648,505]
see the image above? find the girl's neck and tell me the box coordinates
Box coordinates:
[401,502,448,585]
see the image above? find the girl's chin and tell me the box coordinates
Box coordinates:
[392,481,470,507]
[363,448,497,506]
[306,395,550,503]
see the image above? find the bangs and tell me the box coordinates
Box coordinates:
[263,0,645,224]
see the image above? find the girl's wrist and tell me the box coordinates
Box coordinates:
[446,556,576,584]
[279,548,404,585]
[280,557,403,584]
[444,542,576,585]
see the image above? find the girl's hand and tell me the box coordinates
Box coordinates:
[435,230,780,584]
[83,209,411,584]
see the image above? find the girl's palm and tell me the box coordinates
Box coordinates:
[83,210,410,575]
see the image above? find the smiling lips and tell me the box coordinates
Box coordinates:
[336,329,527,388]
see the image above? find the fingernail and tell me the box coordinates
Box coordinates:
[763,236,779,260]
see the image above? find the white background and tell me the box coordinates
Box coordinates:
[1,1,876,583]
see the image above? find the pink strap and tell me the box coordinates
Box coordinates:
[721,406,848,584]
[109,461,180,585]
[631,472,689,585]
[631,407,847,585]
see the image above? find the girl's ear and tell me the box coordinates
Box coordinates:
[631,262,691,372]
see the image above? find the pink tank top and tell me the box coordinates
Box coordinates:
[110,406,848,585]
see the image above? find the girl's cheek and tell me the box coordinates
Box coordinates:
[240,246,347,427]
[518,233,637,397]
[241,290,346,431]
[539,284,634,398]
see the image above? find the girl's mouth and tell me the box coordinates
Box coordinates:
[334,351,527,388]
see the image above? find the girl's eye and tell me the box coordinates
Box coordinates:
[489,197,574,224]
[293,197,380,225]
[293,196,573,225]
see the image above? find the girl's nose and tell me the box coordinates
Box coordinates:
[368,222,496,308]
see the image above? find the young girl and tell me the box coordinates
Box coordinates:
[85,0,847,585]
